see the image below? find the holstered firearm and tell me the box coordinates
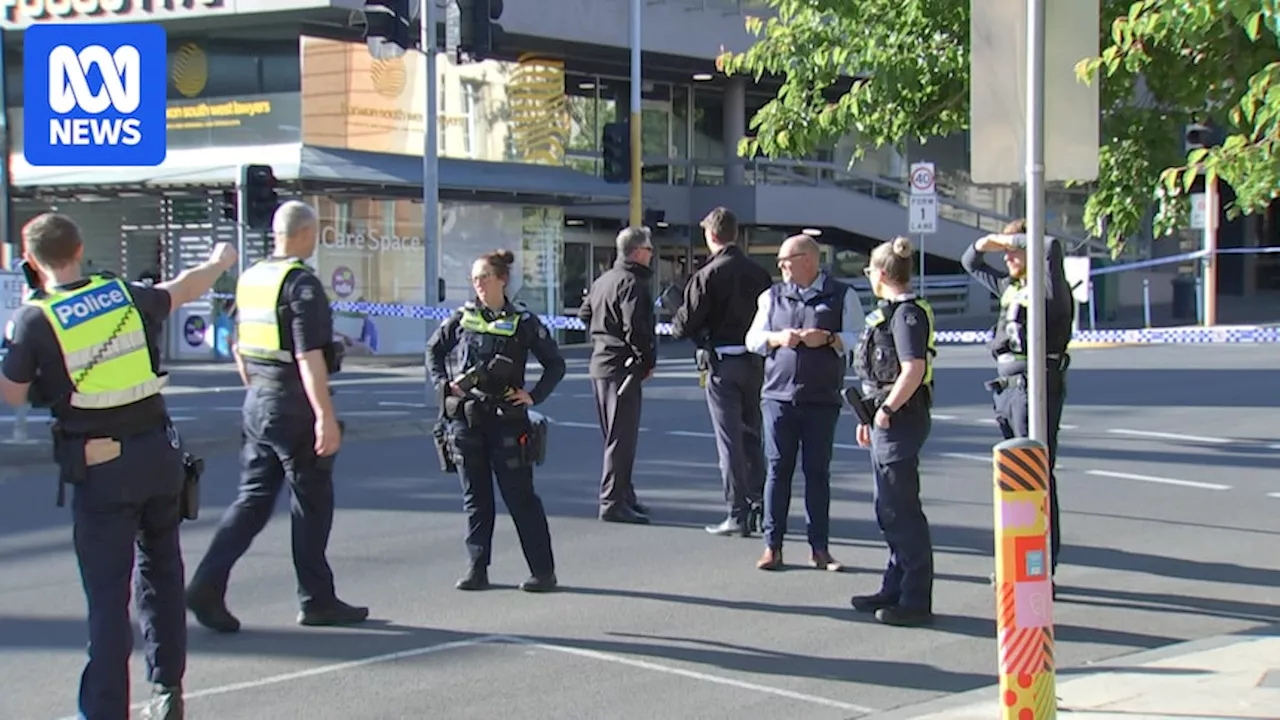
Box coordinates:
[323,340,345,375]
[50,422,86,508]
[180,452,204,521]
[841,385,878,427]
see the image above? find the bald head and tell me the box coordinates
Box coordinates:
[777,234,821,286]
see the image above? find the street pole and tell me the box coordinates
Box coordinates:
[235,164,248,276]
[422,0,441,402]
[628,0,642,227]
[1202,176,1219,326]
[1025,0,1048,445]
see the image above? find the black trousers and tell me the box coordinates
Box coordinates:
[704,353,766,519]
[592,375,643,512]
[191,386,340,610]
[449,414,554,577]
[992,372,1066,574]
[73,426,186,720]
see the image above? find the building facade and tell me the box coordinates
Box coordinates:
[1,0,1112,357]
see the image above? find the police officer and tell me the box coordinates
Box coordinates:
[745,234,862,573]
[671,207,773,536]
[849,236,937,627]
[0,212,237,719]
[427,249,566,592]
[187,201,369,632]
[961,218,1073,584]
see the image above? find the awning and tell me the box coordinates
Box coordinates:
[9,143,629,205]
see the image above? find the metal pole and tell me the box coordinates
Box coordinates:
[628,0,642,227]
[0,29,14,251]
[235,164,248,275]
[423,0,441,405]
[1202,177,1219,326]
[1025,0,1048,444]
[918,233,926,298]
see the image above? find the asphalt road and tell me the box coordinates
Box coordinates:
[1,344,1278,720]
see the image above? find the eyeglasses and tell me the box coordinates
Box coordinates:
[471,272,494,282]
[776,253,807,266]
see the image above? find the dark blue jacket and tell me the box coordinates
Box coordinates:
[760,275,850,406]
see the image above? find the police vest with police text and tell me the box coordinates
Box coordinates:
[235,258,314,363]
[30,274,167,410]
[853,295,936,390]
[458,302,526,359]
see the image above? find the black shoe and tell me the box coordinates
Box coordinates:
[850,593,899,613]
[140,684,183,720]
[519,573,558,593]
[600,506,650,524]
[630,500,650,516]
[874,606,934,627]
[455,566,490,591]
[705,517,749,537]
[185,586,240,634]
[297,599,370,627]
[746,503,764,533]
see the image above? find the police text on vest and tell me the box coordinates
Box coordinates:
[52,285,129,330]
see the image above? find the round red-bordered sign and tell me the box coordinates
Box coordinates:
[910,165,935,193]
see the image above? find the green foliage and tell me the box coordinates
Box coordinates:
[718,0,1280,253]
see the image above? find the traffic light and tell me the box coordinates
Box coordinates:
[455,0,504,61]
[241,165,280,231]
[364,0,419,57]
[1184,122,1213,156]
[601,121,630,184]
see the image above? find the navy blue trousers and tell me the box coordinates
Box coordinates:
[761,399,840,552]
[190,387,338,609]
[73,426,186,720]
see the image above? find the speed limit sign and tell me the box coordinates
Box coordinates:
[910,162,936,195]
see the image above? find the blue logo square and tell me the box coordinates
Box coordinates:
[23,23,168,167]
[1024,550,1045,578]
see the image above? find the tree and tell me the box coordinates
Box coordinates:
[716,0,1280,253]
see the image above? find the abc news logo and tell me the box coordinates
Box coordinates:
[23,24,166,167]
[48,44,143,147]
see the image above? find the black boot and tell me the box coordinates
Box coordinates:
[297,599,370,627]
[455,565,490,591]
[185,585,240,633]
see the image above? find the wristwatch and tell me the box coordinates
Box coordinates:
[880,404,896,417]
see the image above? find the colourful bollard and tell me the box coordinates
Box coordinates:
[993,437,1056,719]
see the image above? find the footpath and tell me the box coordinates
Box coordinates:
[866,622,1280,720]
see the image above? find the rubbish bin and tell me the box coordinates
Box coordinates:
[1171,275,1197,321]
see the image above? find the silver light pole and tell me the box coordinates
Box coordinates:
[422,0,441,403]
[1025,0,1047,444]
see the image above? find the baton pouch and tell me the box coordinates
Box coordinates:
[694,348,718,373]
[527,410,549,466]
[180,453,204,521]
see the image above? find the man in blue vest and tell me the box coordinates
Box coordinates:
[1,212,236,720]
[745,234,864,571]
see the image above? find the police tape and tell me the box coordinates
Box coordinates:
[204,293,1279,344]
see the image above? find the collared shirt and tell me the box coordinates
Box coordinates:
[744,272,865,357]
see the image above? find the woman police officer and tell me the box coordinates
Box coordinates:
[848,236,938,627]
[427,249,567,593]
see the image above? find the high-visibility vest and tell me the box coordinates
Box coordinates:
[234,257,313,363]
[856,295,937,387]
[30,275,167,410]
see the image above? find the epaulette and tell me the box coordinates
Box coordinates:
[96,270,118,279]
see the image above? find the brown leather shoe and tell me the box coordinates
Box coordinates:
[809,550,844,572]
[756,547,783,570]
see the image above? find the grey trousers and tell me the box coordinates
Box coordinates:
[593,375,643,511]
[705,353,766,519]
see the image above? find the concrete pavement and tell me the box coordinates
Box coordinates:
[1,344,1277,719]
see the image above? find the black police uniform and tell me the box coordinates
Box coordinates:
[850,294,936,626]
[1,274,187,719]
[427,298,566,592]
[186,262,368,631]
[961,237,1074,576]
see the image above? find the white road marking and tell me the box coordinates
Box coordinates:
[1059,424,1078,430]
[332,410,410,418]
[929,413,957,420]
[1084,469,1231,491]
[940,452,989,463]
[55,635,509,720]
[552,420,600,430]
[1107,428,1233,445]
[378,401,428,408]
[976,418,998,425]
[668,430,715,438]
[833,443,867,451]
[1268,492,1280,499]
[493,635,877,714]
